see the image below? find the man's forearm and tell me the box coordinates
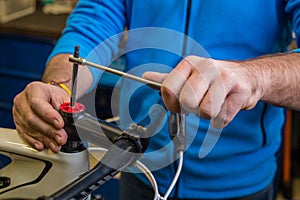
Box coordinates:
[42,54,93,98]
[241,52,300,110]
[42,54,73,88]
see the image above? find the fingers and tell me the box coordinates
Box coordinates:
[143,70,185,112]
[16,125,63,153]
[12,81,69,152]
[142,71,168,84]
[143,57,210,113]
[210,93,245,128]
[26,84,65,129]
[143,56,255,128]
[13,104,67,152]
[179,65,210,114]
[198,79,226,119]
[161,59,195,113]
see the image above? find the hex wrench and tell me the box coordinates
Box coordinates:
[69,55,162,90]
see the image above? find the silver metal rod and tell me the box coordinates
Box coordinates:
[71,46,79,107]
[69,55,162,90]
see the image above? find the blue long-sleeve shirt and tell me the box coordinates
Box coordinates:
[48,0,300,198]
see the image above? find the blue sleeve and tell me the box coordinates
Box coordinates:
[286,0,300,52]
[47,0,126,92]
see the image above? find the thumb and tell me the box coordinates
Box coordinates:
[142,71,168,84]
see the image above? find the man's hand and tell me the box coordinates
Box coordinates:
[12,81,70,152]
[143,55,263,128]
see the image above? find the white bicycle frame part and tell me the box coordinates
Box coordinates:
[0,128,90,199]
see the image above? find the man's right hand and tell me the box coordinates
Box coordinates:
[12,81,70,153]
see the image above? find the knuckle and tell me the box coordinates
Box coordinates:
[181,56,196,69]
[16,127,35,147]
[39,134,51,149]
[161,87,182,113]
[179,95,198,111]
[15,126,24,137]
[199,105,212,119]
[161,86,177,102]
[30,96,40,109]
[45,127,53,138]
[222,116,231,127]
[25,81,37,91]
[24,112,35,128]
[44,109,58,122]
[13,93,22,106]
[184,55,200,64]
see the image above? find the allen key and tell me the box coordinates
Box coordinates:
[70,46,79,107]
[69,55,162,90]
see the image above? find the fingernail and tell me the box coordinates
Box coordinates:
[55,135,61,144]
[34,143,40,150]
[50,142,56,150]
[54,119,61,128]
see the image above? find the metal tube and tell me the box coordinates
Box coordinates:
[69,55,162,90]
